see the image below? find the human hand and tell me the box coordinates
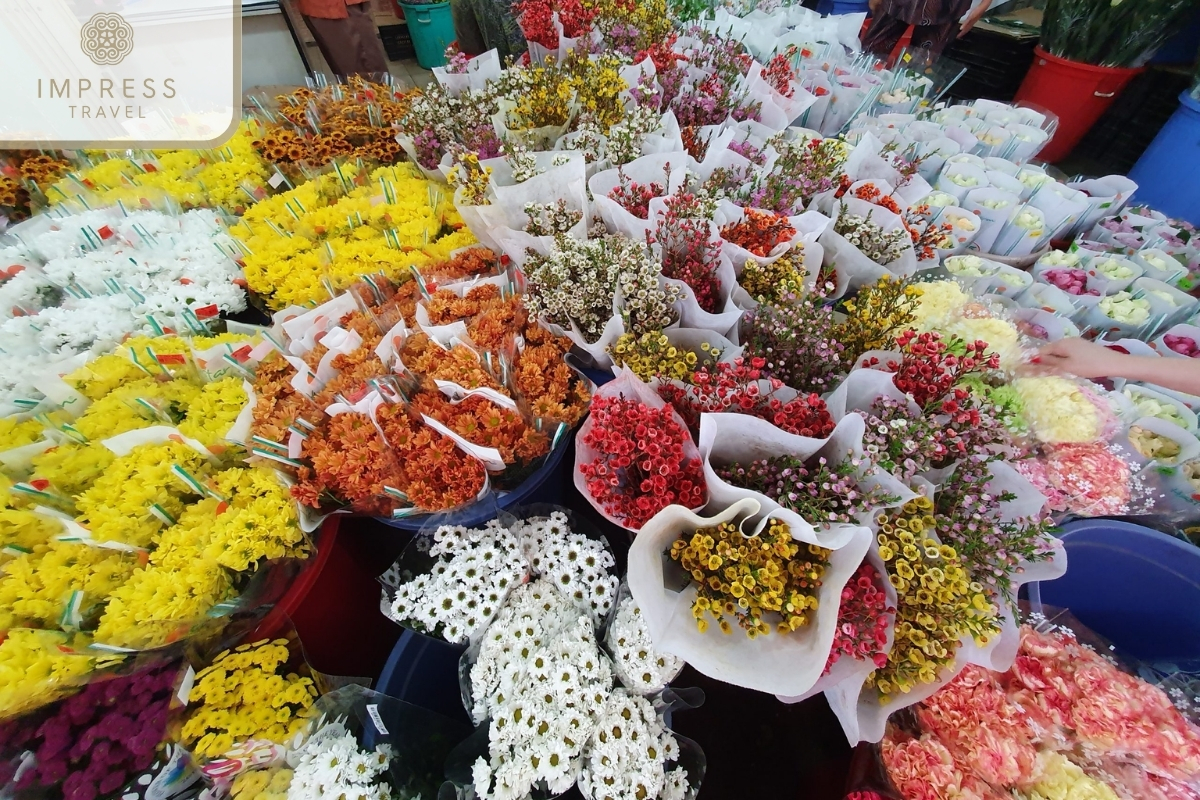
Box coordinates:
[869,0,884,14]
[1034,337,1131,379]
[957,0,991,37]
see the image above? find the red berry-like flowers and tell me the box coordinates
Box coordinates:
[579,395,706,530]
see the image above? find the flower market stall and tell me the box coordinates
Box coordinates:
[3,3,1200,800]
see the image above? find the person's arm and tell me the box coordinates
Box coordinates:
[957,0,991,37]
[1036,337,1200,396]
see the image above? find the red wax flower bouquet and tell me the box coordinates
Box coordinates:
[609,166,667,220]
[825,563,893,675]
[657,357,835,438]
[576,374,707,531]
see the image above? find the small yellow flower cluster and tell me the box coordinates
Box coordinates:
[0,540,137,630]
[868,497,999,702]
[670,518,830,639]
[27,441,116,498]
[0,475,60,560]
[46,122,271,212]
[70,377,202,442]
[1028,752,1120,800]
[0,629,103,719]
[567,53,628,130]
[0,416,47,451]
[181,639,316,759]
[610,331,719,382]
[231,163,475,309]
[64,335,194,400]
[448,150,492,207]
[76,441,211,548]
[232,766,294,800]
[509,59,576,131]
[837,274,922,362]
[177,377,249,447]
[739,244,809,305]
[590,0,671,53]
[93,464,306,649]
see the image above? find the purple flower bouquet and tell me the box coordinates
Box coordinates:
[1,659,182,800]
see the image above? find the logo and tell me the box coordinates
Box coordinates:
[80,13,135,66]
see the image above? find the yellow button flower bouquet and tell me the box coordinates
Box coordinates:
[181,638,317,761]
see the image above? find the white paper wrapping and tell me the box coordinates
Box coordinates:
[698,410,914,547]
[628,497,872,697]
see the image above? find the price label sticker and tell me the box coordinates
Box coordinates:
[366,704,388,735]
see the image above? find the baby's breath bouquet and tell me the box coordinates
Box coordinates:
[1042,0,1199,67]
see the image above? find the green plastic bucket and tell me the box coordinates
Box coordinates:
[398,1,456,69]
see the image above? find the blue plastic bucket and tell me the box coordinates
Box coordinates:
[1129,92,1200,227]
[376,629,471,725]
[1036,519,1200,662]
[1150,8,1200,64]
[376,433,573,531]
[816,0,870,15]
[398,1,455,69]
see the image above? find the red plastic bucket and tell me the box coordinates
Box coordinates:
[1014,46,1142,163]
[251,517,407,679]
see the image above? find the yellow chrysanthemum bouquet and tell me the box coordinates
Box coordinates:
[181,637,317,761]
[231,162,476,309]
[0,330,310,715]
[43,121,273,213]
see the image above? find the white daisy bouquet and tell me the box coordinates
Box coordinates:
[459,575,704,800]
[384,518,528,645]
[466,578,614,799]
[288,720,395,800]
[578,690,691,800]
[604,584,685,696]
[224,684,475,800]
[381,508,618,646]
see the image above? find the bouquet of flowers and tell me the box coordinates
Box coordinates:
[869,612,1200,800]
[180,637,317,763]
[251,76,411,169]
[458,572,700,800]
[383,508,617,644]
[627,497,873,698]
[45,122,273,213]
[230,162,474,310]
[0,658,185,800]
[522,233,681,367]
[575,369,707,531]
